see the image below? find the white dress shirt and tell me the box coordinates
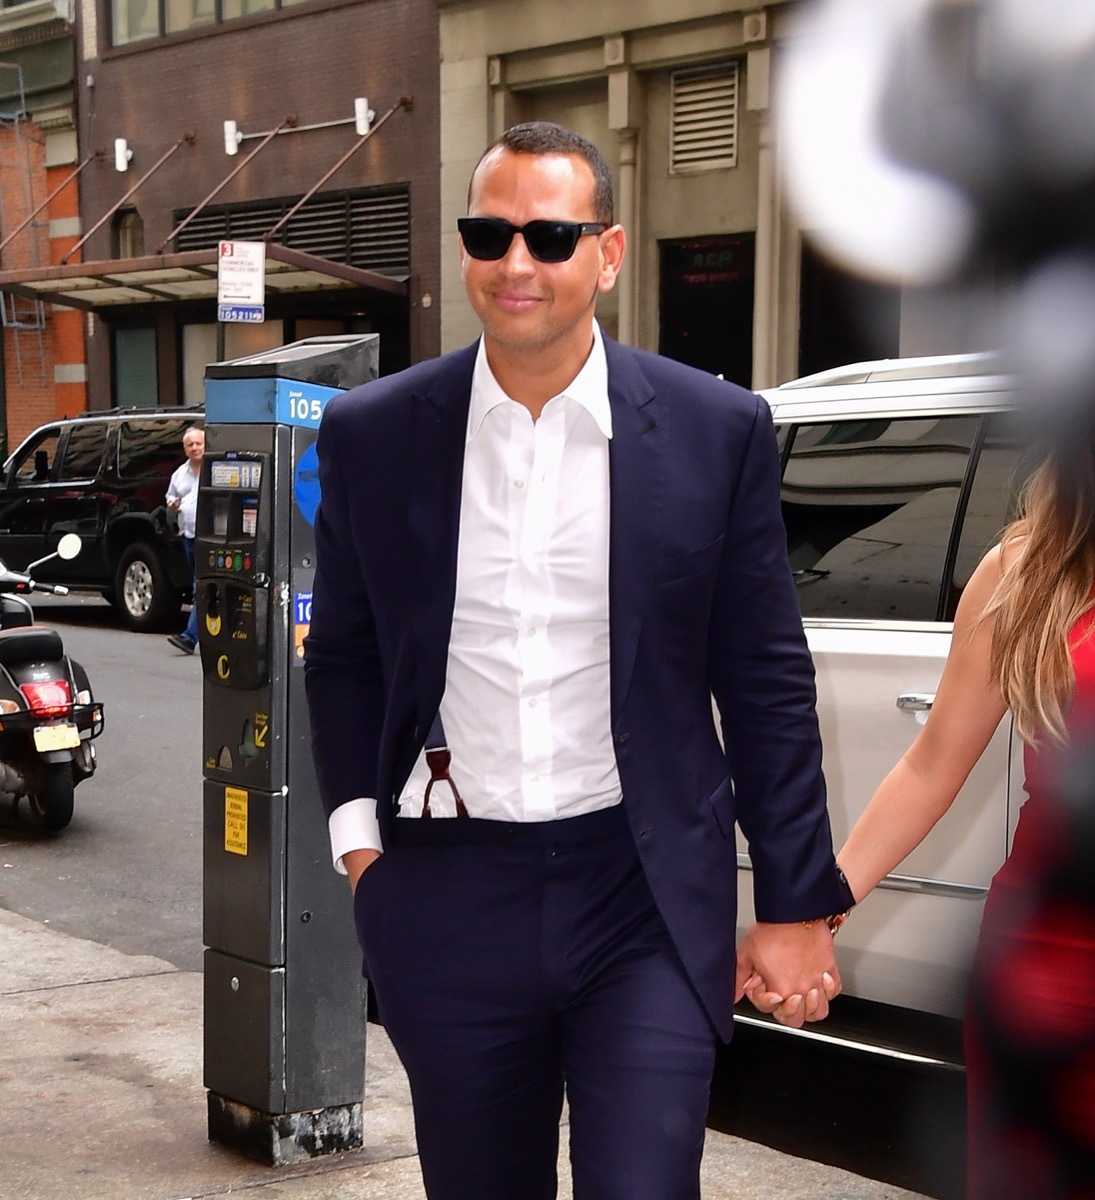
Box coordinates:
[329,324,623,868]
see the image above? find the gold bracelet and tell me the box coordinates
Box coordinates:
[802,911,850,936]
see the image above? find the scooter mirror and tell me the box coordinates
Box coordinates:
[56,533,82,561]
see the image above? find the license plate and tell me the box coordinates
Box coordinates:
[33,724,80,752]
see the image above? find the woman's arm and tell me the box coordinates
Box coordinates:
[837,543,1012,902]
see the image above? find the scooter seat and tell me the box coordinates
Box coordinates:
[0,625,65,668]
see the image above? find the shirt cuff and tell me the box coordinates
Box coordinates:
[328,797,384,873]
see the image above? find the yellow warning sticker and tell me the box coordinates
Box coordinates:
[225,786,248,856]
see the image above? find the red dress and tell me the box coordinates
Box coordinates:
[964,610,1095,1199]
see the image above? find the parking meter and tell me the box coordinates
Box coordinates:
[199,334,378,1164]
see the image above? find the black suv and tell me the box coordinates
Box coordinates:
[0,407,204,631]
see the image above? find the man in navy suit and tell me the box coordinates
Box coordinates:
[304,121,853,1200]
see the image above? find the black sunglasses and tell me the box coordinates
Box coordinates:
[458,217,608,263]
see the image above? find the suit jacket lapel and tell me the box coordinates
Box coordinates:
[408,342,476,724]
[605,339,663,725]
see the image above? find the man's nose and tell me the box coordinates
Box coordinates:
[498,232,538,274]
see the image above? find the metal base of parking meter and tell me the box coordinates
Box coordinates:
[199,335,378,1165]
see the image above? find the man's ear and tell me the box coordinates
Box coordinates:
[597,225,626,293]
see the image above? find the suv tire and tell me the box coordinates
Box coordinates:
[115,542,182,632]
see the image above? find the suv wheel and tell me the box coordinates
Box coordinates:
[114,543,182,632]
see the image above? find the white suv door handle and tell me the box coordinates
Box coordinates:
[896,693,935,712]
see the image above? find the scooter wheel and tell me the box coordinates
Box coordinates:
[28,763,75,832]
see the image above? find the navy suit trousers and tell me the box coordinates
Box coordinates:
[353,805,718,1200]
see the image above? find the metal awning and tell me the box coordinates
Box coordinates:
[0,243,407,312]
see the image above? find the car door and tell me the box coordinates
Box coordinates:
[736,409,1022,1019]
[0,425,65,571]
[46,420,112,584]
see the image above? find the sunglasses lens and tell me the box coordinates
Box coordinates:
[458,219,594,263]
[458,219,513,260]
[523,222,580,263]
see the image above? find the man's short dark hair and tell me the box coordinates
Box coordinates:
[469,121,614,225]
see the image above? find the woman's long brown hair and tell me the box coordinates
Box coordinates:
[984,444,1095,745]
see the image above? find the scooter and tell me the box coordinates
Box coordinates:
[0,533,105,831]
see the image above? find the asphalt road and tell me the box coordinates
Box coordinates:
[0,590,205,971]
[0,591,963,1199]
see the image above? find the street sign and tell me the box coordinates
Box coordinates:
[217,304,266,323]
[217,241,266,323]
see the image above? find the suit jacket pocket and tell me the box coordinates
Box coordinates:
[654,534,725,586]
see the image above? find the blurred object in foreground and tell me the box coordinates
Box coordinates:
[779,6,1095,1196]
[777,0,1095,436]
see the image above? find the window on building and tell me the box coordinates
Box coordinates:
[113,326,159,408]
[112,0,307,44]
[165,0,216,34]
[113,210,145,259]
[221,0,274,19]
[113,0,160,44]
[669,61,739,174]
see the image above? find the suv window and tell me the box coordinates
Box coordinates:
[10,427,62,483]
[946,413,1026,618]
[117,418,194,479]
[782,414,982,621]
[57,422,109,482]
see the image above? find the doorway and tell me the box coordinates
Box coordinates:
[658,234,755,388]
[797,242,901,378]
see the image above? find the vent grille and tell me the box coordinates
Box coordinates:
[173,188,410,275]
[670,62,739,173]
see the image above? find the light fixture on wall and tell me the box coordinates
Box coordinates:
[354,98,375,135]
[114,138,133,172]
[223,120,243,156]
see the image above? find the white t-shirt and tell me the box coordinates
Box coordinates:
[166,461,201,538]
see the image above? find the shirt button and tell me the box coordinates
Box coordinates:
[514,479,525,489]
[528,698,538,708]
[525,626,537,637]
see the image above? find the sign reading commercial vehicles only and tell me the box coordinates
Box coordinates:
[217,240,266,324]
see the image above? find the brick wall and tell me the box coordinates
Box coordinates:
[0,120,88,454]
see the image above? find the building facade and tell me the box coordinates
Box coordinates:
[0,0,84,452]
[436,0,992,389]
[0,0,999,449]
[0,0,440,434]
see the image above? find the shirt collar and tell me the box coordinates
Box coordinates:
[468,322,612,442]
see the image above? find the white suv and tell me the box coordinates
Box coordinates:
[736,352,1027,1058]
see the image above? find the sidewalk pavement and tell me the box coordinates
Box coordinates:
[0,908,931,1200]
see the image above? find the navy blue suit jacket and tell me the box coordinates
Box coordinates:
[304,334,850,1040]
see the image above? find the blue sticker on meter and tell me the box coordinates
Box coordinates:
[294,442,321,526]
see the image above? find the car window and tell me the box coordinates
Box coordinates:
[9,428,62,484]
[781,414,982,621]
[56,422,108,482]
[117,418,197,479]
[945,413,1028,618]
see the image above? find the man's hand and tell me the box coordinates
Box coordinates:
[734,920,841,1028]
[343,847,382,893]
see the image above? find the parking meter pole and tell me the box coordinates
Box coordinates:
[198,335,379,1165]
